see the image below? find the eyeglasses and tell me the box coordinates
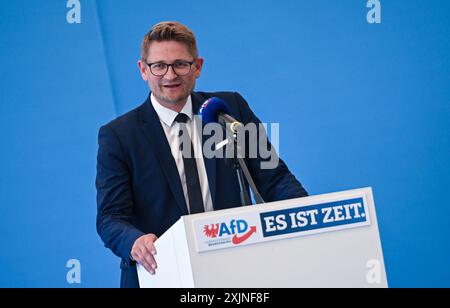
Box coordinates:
[145,60,195,77]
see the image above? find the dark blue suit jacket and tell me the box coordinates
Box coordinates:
[96,91,307,287]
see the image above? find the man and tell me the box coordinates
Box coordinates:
[96,21,308,288]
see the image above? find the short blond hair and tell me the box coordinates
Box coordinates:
[141,21,198,60]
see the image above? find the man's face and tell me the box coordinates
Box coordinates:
[138,41,203,107]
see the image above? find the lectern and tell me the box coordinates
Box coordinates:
[137,187,388,287]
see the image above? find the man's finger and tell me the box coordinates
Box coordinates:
[144,253,157,270]
[144,239,157,255]
[138,245,157,272]
[141,261,154,274]
[141,244,157,269]
[131,250,140,262]
[132,250,142,263]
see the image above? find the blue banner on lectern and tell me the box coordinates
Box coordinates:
[260,197,369,238]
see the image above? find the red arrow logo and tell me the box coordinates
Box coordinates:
[231,226,257,245]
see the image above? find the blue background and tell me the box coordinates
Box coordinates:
[0,0,449,287]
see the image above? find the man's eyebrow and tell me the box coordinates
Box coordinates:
[148,59,191,63]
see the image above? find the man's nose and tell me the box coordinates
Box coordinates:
[164,65,177,80]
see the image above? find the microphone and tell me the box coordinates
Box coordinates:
[198,97,243,132]
[198,96,266,205]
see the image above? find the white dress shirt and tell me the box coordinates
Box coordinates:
[150,93,213,213]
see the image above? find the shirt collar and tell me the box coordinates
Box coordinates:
[150,93,193,127]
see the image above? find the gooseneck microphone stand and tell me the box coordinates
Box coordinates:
[230,129,265,206]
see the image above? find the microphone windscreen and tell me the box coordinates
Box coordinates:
[198,97,230,124]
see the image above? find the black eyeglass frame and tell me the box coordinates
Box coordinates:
[144,60,196,77]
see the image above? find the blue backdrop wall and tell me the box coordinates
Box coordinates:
[0,0,449,287]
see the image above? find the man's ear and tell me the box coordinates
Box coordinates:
[138,60,149,81]
[194,57,204,79]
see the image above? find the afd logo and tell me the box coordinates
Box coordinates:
[203,219,257,245]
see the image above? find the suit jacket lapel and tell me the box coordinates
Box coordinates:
[192,92,217,208]
[138,95,188,215]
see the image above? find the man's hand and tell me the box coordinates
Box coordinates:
[131,234,158,275]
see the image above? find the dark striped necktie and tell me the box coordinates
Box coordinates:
[174,113,205,214]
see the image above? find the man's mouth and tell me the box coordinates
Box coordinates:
[162,83,181,89]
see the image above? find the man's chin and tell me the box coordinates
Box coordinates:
[155,94,187,106]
